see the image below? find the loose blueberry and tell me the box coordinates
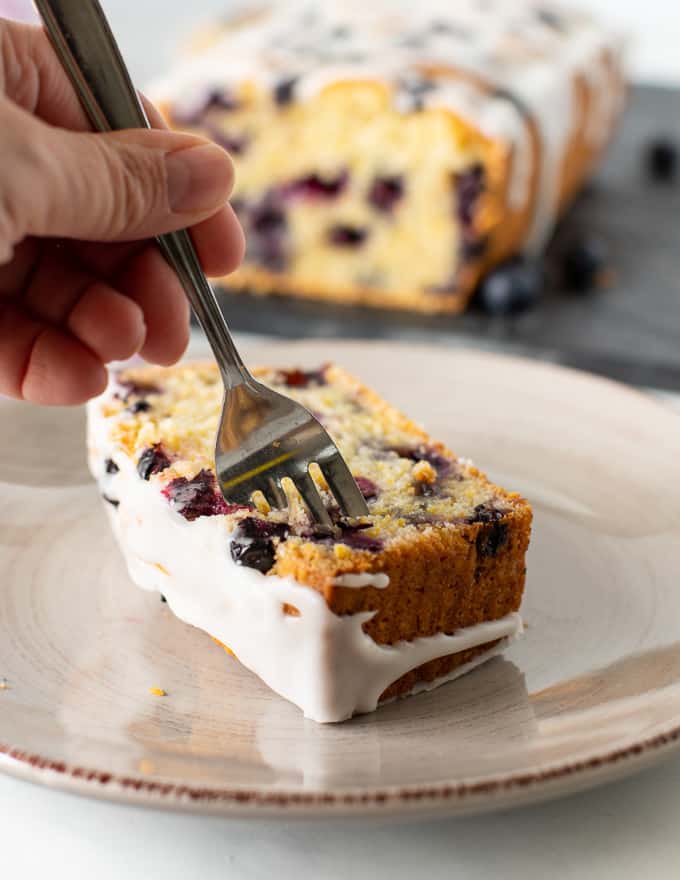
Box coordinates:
[328,225,368,247]
[274,77,298,106]
[105,459,119,475]
[137,445,172,481]
[354,476,379,499]
[562,237,608,292]
[276,366,328,388]
[368,176,404,213]
[470,504,509,558]
[230,517,289,573]
[127,400,152,415]
[163,469,245,521]
[646,138,677,182]
[476,258,543,315]
[282,171,348,201]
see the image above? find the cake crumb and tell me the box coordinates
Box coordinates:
[149,686,167,697]
[138,759,156,775]
[212,636,237,657]
[0,678,10,691]
[282,602,301,617]
[412,460,437,484]
[334,544,352,560]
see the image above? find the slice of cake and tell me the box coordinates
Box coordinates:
[87,363,532,722]
[152,0,625,313]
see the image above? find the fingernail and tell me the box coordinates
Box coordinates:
[166,144,233,213]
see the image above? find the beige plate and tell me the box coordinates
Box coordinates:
[1,341,680,819]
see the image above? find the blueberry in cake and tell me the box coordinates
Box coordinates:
[88,363,532,722]
[152,0,625,314]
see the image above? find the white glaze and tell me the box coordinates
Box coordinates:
[150,0,625,253]
[333,572,390,589]
[86,385,522,723]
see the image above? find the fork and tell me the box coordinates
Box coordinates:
[35,0,369,528]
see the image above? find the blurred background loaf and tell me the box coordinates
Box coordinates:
[5,0,677,386]
[150,1,626,314]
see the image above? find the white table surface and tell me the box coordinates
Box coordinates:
[3,2,680,876]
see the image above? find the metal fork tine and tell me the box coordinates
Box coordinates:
[320,454,369,518]
[266,477,288,510]
[294,471,333,528]
[252,477,286,511]
[220,479,256,508]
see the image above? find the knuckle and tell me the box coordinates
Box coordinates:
[99,141,166,237]
[0,113,43,248]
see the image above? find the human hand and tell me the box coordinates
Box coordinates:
[0,18,245,405]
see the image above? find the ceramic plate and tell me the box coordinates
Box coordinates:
[2,341,680,819]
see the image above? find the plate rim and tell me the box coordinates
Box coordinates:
[2,342,680,818]
[2,720,680,818]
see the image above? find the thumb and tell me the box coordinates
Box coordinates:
[0,98,235,250]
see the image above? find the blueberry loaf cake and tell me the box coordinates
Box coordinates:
[152,0,625,313]
[87,363,532,722]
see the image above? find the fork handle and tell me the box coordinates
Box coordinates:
[34,0,251,390]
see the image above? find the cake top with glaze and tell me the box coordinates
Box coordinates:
[155,0,616,109]
[152,0,624,253]
[95,362,521,563]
